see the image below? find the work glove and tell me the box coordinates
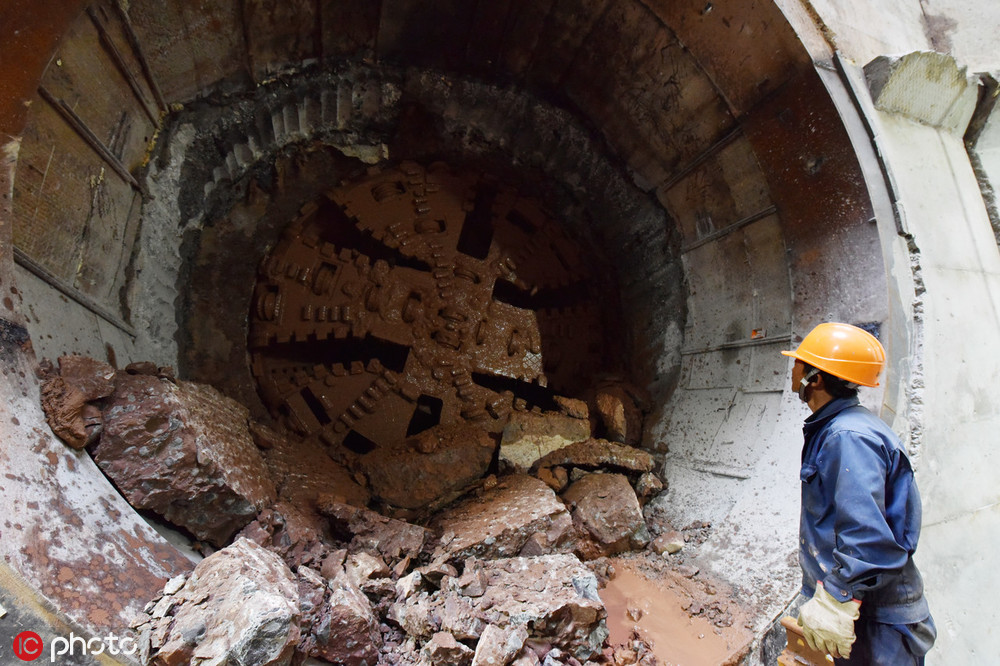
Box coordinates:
[797,582,861,658]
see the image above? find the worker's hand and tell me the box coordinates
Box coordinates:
[797,582,861,658]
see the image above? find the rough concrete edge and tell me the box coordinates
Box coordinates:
[863,51,980,134]
[964,73,1000,249]
[831,53,928,467]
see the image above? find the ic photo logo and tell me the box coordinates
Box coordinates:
[13,631,43,661]
[12,630,139,662]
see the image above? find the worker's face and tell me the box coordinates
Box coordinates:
[791,359,805,391]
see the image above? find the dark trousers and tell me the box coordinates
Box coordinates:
[834,614,936,666]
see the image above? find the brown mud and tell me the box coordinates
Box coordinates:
[602,556,753,665]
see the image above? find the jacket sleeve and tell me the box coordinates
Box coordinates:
[817,429,910,603]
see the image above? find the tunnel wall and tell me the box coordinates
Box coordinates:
[2,1,999,663]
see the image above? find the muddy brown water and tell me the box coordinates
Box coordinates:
[601,559,753,665]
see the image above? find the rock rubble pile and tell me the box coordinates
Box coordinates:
[41,355,674,665]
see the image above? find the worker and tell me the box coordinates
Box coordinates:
[781,322,935,664]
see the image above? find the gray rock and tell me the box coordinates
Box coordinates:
[141,538,300,666]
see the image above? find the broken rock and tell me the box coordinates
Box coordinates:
[360,424,496,509]
[473,624,529,666]
[532,439,654,477]
[499,411,591,473]
[593,385,644,446]
[562,473,650,557]
[40,355,116,449]
[318,498,432,567]
[97,375,276,545]
[431,475,573,562]
[424,631,475,665]
[139,538,300,666]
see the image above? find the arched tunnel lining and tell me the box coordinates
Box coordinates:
[0,0,897,654]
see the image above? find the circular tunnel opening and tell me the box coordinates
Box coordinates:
[0,1,894,664]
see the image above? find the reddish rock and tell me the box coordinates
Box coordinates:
[499,411,591,473]
[593,386,643,446]
[531,439,654,477]
[390,554,608,661]
[634,472,664,501]
[360,424,496,509]
[430,475,573,562]
[137,538,301,666]
[473,624,529,666]
[561,473,650,557]
[252,421,370,509]
[97,374,276,546]
[297,566,382,665]
[40,355,116,449]
[423,631,475,665]
[238,502,333,570]
[317,498,432,567]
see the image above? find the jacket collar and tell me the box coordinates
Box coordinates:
[803,395,860,440]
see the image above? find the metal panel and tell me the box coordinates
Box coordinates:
[319,0,381,59]
[562,0,734,188]
[682,213,791,350]
[658,134,773,247]
[126,0,247,103]
[244,0,319,81]
[640,0,813,115]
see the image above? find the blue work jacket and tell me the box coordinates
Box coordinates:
[800,396,930,624]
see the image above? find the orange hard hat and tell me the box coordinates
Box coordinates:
[781,322,886,387]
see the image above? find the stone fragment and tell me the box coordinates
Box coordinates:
[562,473,649,557]
[345,551,390,587]
[458,559,488,597]
[536,465,569,492]
[360,424,496,509]
[473,624,529,666]
[593,383,645,446]
[141,539,300,666]
[500,411,591,473]
[651,531,685,556]
[532,439,653,477]
[238,501,332,570]
[431,475,573,562]
[389,554,607,661]
[40,355,116,449]
[253,421,369,508]
[553,396,589,420]
[511,650,542,666]
[424,631,475,665]
[634,472,663,500]
[318,575,383,665]
[318,498,432,567]
[97,375,276,545]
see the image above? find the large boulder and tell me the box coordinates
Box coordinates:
[498,411,591,473]
[360,424,496,510]
[561,473,650,557]
[136,538,301,666]
[96,374,276,545]
[430,475,573,562]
